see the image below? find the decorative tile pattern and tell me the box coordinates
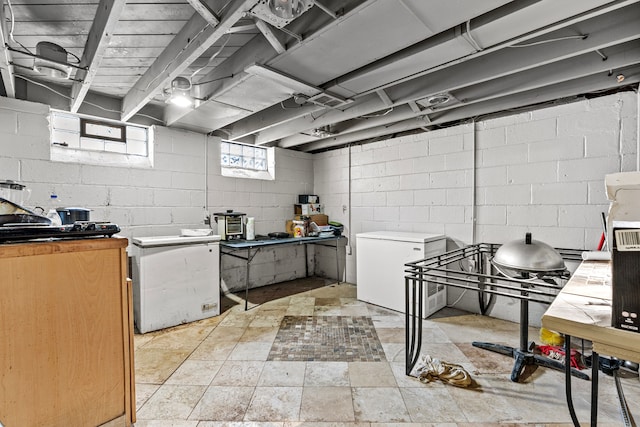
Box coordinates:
[268,316,385,362]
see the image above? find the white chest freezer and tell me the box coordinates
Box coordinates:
[130,234,221,333]
[356,231,446,318]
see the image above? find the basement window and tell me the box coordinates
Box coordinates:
[220,140,275,180]
[50,110,153,167]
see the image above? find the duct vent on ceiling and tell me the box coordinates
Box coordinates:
[415,92,458,110]
[306,92,352,108]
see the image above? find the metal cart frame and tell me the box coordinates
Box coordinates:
[404,242,587,382]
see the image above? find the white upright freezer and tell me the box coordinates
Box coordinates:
[356,231,446,318]
[130,234,221,333]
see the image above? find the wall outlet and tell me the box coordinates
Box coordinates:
[201,302,218,312]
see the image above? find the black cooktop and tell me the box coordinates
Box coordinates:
[0,221,121,243]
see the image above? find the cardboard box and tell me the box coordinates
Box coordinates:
[286,214,329,235]
[296,214,328,225]
[611,221,640,333]
[294,203,323,215]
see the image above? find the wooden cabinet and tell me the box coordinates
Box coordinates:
[0,238,135,427]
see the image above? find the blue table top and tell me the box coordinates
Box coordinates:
[220,234,344,249]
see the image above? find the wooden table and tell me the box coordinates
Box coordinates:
[542,260,640,426]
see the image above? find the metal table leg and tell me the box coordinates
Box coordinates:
[336,237,340,284]
[243,247,259,311]
[591,350,599,427]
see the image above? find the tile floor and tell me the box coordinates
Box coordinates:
[132,277,640,426]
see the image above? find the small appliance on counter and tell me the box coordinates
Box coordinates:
[56,207,91,224]
[605,172,640,333]
[213,210,246,240]
[1,198,119,243]
[611,221,640,333]
[0,180,31,206]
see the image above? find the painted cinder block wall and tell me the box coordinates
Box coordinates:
[313,91,639,324]
[0,97,328,294]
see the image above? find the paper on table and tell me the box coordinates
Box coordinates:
[581,251,611,261]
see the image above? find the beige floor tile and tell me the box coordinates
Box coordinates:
[135,347,192,384]
[211,360,265,386]
[349,361,397,387]
[135,383,160,410]
[137,319,218,350]
[314,297,342,306]
[400,386,467,423]
[370,314,405,329]
[381,343,405,363]
[304,361,350,386]
[132,420,200,426]
[284,423,370,427]
[375,327,405,343]
[132,278,640,425]
[165,360,224,386]
[250,315,285,328]
[299,386,355,422]
[244,387,303,421]
[313,305,370,316]
[414,342,471,365]
[308,284,356,298]
[285,305,315,316]
[188,386,255,421]
[445,379,522,423]
[199,423,284,427]
[352,387,411,422]
[219,315,255,328]
[228,341,273,361]
[208,325,249,341]
[136,384,206,420]
[258,361,307,386]
[189,339,237,361]
[389,362,424,388]
[240,326,280,342]
[289,296,316,306]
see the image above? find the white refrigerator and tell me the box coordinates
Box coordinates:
[356,231,446,318]
[131,234,221,333]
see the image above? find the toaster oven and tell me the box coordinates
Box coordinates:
[213,210,246,240]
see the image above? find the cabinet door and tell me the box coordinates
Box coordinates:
[0,246,127,427]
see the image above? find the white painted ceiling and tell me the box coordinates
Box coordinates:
[1,0,639,152]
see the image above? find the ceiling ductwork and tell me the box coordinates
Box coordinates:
[1,0,638,151]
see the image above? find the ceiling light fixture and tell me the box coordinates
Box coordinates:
[310,125,335,138]
[167,77,194,107]
[249,0,313,28]
[268,0,306,19]
[33,42,73,79]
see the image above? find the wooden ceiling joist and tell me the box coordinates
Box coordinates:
[120,0,259,122]
[0,0,16,98]
[70,0,127,113]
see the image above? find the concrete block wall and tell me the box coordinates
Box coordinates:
[313,91,639,324]
[0,97,329,295]
[0,97,210,241]
[205,137,327,293]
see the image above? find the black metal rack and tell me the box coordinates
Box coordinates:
[404,243,588,382]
